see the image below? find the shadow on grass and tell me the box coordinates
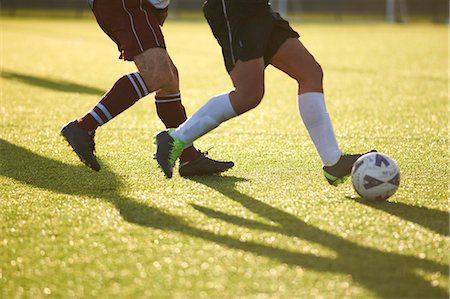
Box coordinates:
[1,70,104,95]
[188,175,449,298]
[1,139,448,298]
[349,197,449,236]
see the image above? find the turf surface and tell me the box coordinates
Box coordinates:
[1,16,448,298]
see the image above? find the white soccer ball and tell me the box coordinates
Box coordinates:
[351,152,400,201]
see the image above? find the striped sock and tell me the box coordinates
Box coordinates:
[77,72,149,131]
[155,93,200,162]
[155,92,186,128]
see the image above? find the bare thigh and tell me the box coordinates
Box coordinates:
[228,58,266,114]
[270,38,323,93]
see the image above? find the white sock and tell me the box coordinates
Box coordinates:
[170,92,237,145]
[298,92,342,166]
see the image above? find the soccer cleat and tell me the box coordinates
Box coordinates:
[154,130,185,178]
[61,120,100,171]
[323,150,377,186]
[179,151,234,177]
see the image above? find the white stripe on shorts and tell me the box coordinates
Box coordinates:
[221,0,236,66]
[122,0,144,52]
[139,0,161,47]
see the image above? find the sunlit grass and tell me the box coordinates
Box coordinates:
[1,17,448,298]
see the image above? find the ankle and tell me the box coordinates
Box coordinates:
[179,146,201,162]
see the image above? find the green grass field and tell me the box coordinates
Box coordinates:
[1,16,448,298]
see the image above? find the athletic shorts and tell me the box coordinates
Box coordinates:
[203,0,300,73]
[92,0,166,61]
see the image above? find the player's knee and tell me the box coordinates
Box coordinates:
[240,85,265,111]
[135,48,179,93]
[311,61,324,83]
[297,60,323,86]
[140,65,177,92]
[159,67,178,90]
[249,87,265,108]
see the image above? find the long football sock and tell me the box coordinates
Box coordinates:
[169,92,237,145]
[298,92,342,166]
[155,93,200,162]
[76,72,149,132]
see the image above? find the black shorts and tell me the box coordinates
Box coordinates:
[203,0,300,73]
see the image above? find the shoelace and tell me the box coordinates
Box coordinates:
[199,147,214,157]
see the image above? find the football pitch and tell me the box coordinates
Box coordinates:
[1,16,448,298]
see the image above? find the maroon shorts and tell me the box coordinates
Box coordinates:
[93,0,166,61]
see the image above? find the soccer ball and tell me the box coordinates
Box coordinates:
[351,152,400,201]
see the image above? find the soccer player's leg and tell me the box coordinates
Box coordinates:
[136,48,192,157]
[61,0,155,171]
[229,59,266,114]
[60,69,151,171]
[322,150,378,186]
[174,59,265,177]
[179,59,264,176]
[270,38,375,185]
[155,58,265,178]
[136,49,190,178]
[154,1,274,178]
[139,49,234,177]
[61,121,100,171]
[61,58,154,170]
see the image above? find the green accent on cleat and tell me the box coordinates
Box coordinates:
[323,150,377,186]
[169,139,186,167]
[323,171,348,186]
[154,130,185,178]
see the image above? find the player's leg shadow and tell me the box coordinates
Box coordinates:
[350,197,449,236]
[0,138,325,264]
[0,138,186,230]
[0,138,120,198]
[1,70,104,95]
[0,138,216,239]
[187,175,449,298]
[2,140,447,298]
